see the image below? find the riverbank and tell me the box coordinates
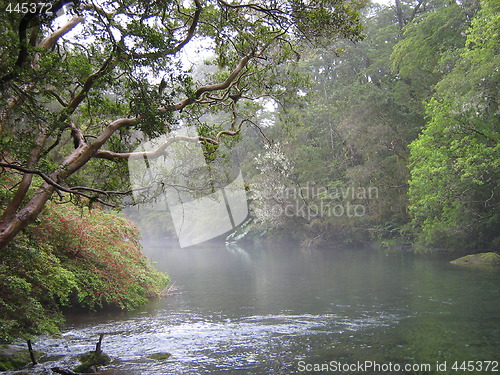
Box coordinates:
[0,202,168,347]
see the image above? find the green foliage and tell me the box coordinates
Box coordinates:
[147,352,172,360]
[0,202,168,341]
[0,347,37,371]
[34,203,169,309]
[243,0,497,252]
[391,4,467,95]
[408,0,500,252]
[0,238,69,341]
[244,1,426,246]
[291,0,366,41]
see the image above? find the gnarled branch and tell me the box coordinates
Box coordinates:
[38,16,84,50]
[66,51,116,112]
[161,53,252,112]
[0,162,114,206]
[173,0,202,52]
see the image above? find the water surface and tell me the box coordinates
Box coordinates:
[25,242,500,374]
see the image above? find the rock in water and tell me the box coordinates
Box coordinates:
[74,351,111,373]
[450,252,500,265]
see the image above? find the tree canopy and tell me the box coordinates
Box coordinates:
[0,0,364,249]
[243,0,498,252]
[408,0,499,250]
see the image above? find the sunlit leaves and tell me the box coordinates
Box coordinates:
[408,0,500,251]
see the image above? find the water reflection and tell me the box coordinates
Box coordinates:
[12,242,500,374]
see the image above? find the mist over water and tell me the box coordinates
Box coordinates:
[17,241,500,374]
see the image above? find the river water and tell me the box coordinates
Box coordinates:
[19,242,500,374]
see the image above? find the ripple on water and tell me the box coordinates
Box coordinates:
[19,310,406,374]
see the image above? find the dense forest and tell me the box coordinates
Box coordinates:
[0,0,498,352]
[134,0,499,253]
[240,0,500,252]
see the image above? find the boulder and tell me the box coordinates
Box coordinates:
[450,252,500,265]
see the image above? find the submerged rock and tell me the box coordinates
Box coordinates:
[51,367,82,375]
[450,252,500,265]
[74,351,111,373]
[0,348,30,371]
[146,353,171,361]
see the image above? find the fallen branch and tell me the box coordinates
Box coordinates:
[161,281,179,296]
[51,367,81,375]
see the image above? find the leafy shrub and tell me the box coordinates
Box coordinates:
[0,202,168,341]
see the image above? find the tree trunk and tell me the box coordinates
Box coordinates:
[0,119,131,250]
[395,0,405,30]
[0,184,54,250]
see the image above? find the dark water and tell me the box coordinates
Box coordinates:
[19,242,500,374]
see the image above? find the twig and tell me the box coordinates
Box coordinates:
[0,162,114,206]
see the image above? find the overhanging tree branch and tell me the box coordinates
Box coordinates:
[38,16,84,50]
[161,53,253,112]
[66,51,116,112]
[0,8,82,87]
[0,15,84,133]
[173,0,202,52]
[0,162,134,207]
[0,0,364,251]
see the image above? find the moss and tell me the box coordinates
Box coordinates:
[74,351,111,373]
[450,252,500,265]
[0,357,27,371]
[146,353,171,361]
[0,346,40,371]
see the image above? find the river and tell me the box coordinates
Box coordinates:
[15,241,500,374]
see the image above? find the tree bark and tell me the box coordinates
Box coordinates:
[0,183,55,250]
[0,115,138,250]
[0,133,48,223]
